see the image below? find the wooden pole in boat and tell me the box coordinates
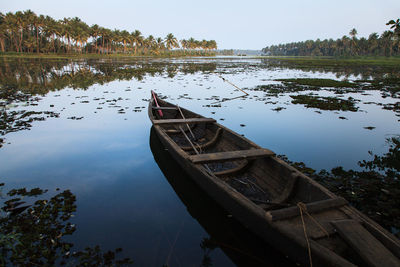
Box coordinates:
[177,105,196,140]
[218,75,249,96]
[179,126,213,174]
[179,126,199,154]
[151,90,163,117]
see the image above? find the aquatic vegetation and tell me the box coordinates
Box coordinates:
[249,84,313,97]
[0,109,60,147]
[355,77,400,97]
[290,94,359,111]
[0,184,133,266]
[277,78,357,88]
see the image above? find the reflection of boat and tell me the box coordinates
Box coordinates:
[149,127,294,266]
[148,91,400,267]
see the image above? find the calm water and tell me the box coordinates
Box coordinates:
[0,57,399,266]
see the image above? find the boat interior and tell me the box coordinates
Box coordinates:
[151,99,332,208]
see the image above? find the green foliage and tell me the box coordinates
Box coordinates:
[277,78,357,88]
[386,19,400,35]
[0,185,133,266]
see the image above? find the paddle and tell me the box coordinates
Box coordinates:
[151,90,163,117]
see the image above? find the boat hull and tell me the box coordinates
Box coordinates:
[152,124,354,267]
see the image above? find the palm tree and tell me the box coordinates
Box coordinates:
[386,19,400,36]
[90,24,100,53]
[165,33,179,50]
[0,12,7,52]
[130,30,142,54]
[187,37,196,51]
[381,31,393,56]
[368,33,379,55]
[349,28,358,55]
[155,37,164,51]
[61,17,73,53]
[121,30,130,53]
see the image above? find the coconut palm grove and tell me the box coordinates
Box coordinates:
[0,10,218,55]
[262,21,400,57]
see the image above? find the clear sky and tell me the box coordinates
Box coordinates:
[1,0,399,49]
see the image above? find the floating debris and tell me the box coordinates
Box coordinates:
[272,107,286,112]
[67,116,83,120]
[363,126,376,130]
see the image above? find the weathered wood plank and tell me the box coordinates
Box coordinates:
[182,128,223,151]
[331,219,400,267]
[152,106,178,110]
[189,149,275,164]
[153,118,216,125]
[266,197,348,221]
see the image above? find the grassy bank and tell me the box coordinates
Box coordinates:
[260,56,400,67]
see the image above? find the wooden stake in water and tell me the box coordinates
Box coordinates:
[218,75,249,96]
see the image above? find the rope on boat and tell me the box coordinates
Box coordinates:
[297,202,331,267]
[298,202,313,267]
[177,105,196,140]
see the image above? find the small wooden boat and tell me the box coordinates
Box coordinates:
[148,91,400,267]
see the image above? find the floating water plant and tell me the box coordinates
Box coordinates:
[277,78,357,88]
[290,94,359,111]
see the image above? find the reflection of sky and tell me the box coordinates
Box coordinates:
[1,58,399,266]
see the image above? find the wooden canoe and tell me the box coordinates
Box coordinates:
[148,91,400,267]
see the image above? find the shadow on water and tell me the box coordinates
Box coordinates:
[149,126,296,267]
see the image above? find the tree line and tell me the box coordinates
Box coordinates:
[262,19,400,57]
[0,10,217,55]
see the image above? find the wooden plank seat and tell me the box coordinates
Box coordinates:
[266,197,348,222]
[331,219,400,267]
[189,148,275,164]
[152,106,179,110]
[181,128,223,151]
[165,124,195,134]
[153,118,216,125]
